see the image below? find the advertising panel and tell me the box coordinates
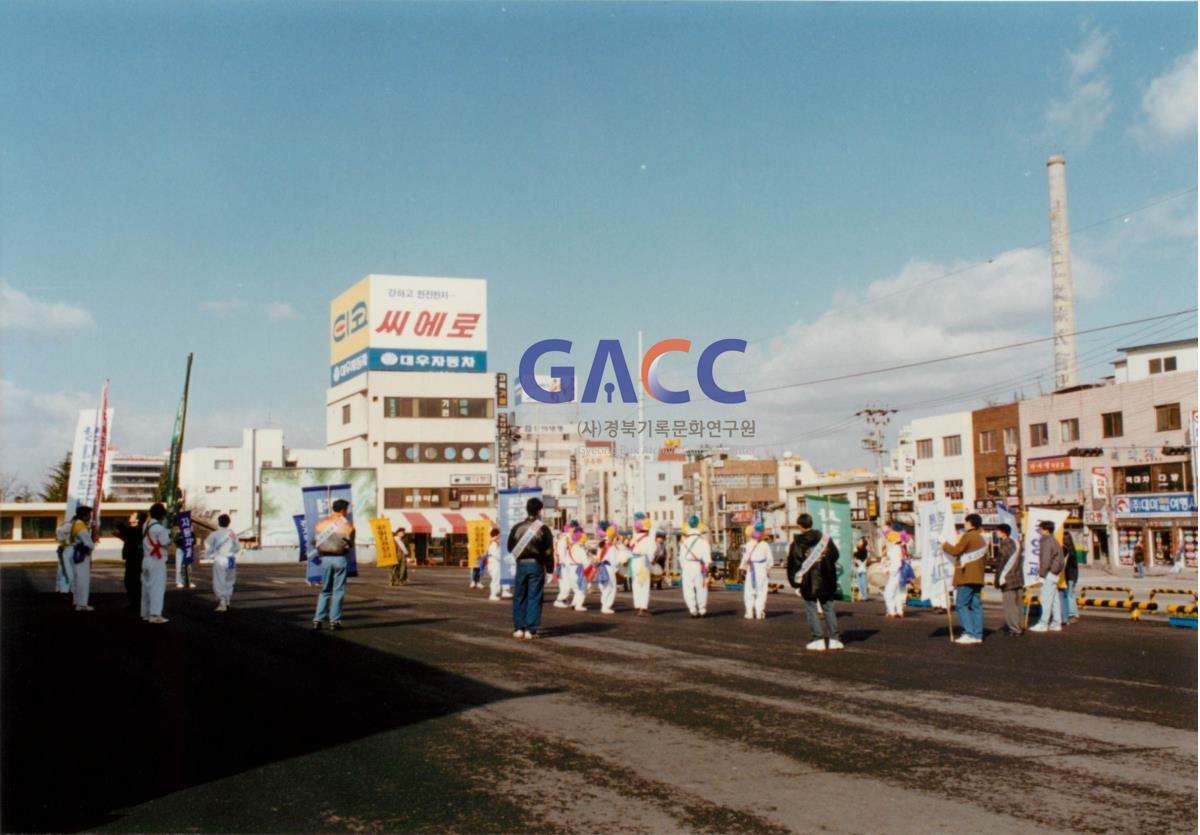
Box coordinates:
[260,467,378,546]
[329,276,371,366]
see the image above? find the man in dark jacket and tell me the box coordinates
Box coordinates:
[506,497,555,640]
[117,511,148,611]
[787,513,842,652]
[1029,520,1065,633]
[992,523,1024,635]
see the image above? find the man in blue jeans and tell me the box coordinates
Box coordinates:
[313,499,355,631]
[941,513,988,645]
[506,497,555,640]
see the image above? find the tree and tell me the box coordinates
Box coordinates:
[39,452,71,502]
[0,471,34,503]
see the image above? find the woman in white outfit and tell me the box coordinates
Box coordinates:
[679,514,712,617]
[883,529,907,618]
[739,524,773,619]
[206,513,240,612]
[483,528,502,600]
[592,523,624,614]
[553,523,576,607]
[566,527,590,611]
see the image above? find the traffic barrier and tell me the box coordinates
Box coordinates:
[1076,598,1156,610]
[1149,588,1198,605]
[1078,585,1132,601]
[1165,603,1198,616]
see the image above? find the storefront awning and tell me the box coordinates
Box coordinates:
[400,510,493,536]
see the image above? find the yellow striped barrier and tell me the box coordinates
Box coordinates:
[1165,603,1198,616]
[1078,585,1132,601]
[1149,588,1198,604]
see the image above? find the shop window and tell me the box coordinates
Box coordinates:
[1059,418,1079,443]
[916,481,935,502]
[1113,466,1151,494]
[1155,403,1181,432]
[1101,411,1123,439]
[984,476,1007,499]
[944,479,964,500]
[20,516,58,540]
[915,439,933,459]
[1029,423,1048,447]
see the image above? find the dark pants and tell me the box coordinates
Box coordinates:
[804,599,839,641]
[123,556,143,609]
[512,561,545,634]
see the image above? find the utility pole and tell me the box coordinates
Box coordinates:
[858,406,897,553]
[637,330,646,515]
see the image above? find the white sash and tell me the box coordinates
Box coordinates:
[511,520,545,559]
[794,535,829,582]
[960,544,988,566]
[998,540,1021,584]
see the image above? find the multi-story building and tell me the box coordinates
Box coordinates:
[895,411,976,523]
[970,402,1022,518]
[103,451,166,503]
[325,275,496,564]
[1018,339,1197,569]
[511,422,582,524]
[681,454,779,553]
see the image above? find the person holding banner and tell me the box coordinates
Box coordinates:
[312,499,355,631]
[66,506,96,612]
[206,514,240,612]
[940,513,988,644]
[787,513,843,651]
[993,523,1024,635]
[679,514,712,617]
[506,497,554,639]
[1029,521,1065,633]
[739,523,773,620]
[141,503,172,624]
[627,516,655,616]
[484,528,503,601]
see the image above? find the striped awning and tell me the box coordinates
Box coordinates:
[399,510,493,536]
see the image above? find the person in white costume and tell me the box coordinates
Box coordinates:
[141,502,172,624]
[552,522,577,607]
[739,523,773,619]
[882,529,908,618]
[565,527,590,611]
[626,514,655,616]
[592,522,624,614]
[483,527,502,601]
[678,514,712,617]
[206,513,240,612]
[66,506,96,612]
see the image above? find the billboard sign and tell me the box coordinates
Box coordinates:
[260,467,378,547]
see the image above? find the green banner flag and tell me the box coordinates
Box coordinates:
[803,495,853,601]
[162,353,193,517]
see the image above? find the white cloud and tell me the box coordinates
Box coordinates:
[1045,25,1113,149]
[1131,51,1198,148]
[265,302,298,321]
[0,280,95,333]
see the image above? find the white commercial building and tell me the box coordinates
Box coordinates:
[895,411,977,522]
[325,275,497,564]
[104,451,166,503]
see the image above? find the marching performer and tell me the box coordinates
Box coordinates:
[206,513,240,612]
[483,527,502,601]
[679,514,712,617]
[592,522,623,614]
[66,505,96,612]
[565,526,590,611]
[739,523,773,619]
[141,502,172,624]
[882,529,907,618]
[626,515,655,616]
[552,522,575,607]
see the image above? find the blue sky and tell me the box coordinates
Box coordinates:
[1,2,1196,486]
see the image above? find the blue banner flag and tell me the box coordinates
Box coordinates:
[294,514,309,563]
[302,483,358,580]
[178,511,196,567]
[498,487,541,589]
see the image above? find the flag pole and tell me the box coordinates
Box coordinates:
[167,353,194,519]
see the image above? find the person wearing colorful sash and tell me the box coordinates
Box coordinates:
[66,505,96,612]
[390,526,410,586]
[788,513,843,651]
[679,514,712,617]
[882,529,908,618]
[627,515,655,616]
[55,517,74,595]
[312,499,354,631]
[565,527,590,611]
[141,503,172,624]
[592,522,622,614]
[941,512,988,644]
[738,523,773,619]
[205,513,240,612]
[993,523,1024,635]
[506,497,554,640]
[1029,520,1065,634]
[484,527,503,601]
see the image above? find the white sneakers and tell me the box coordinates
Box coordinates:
[488,595,500,602]
[553,601,569,608]
[601,608,615,615]
[1028,623,1048,633]
[827,639,844,651]
[216,603,228,612]
[573,605,587,612]
[148,616,168,624]
[806,639,827,651]
[512,629,523,639]
[74,605,94,612]
[744,612,755,619]
[954,635,982,644]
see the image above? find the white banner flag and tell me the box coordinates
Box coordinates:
[918,499,955,604]
[1021,507,1069,586]
[65,405,114,520]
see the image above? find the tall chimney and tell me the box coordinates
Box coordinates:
[1047,154,1079,390]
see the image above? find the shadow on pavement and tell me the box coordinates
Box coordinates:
[840,629,879,645]
[0,568,548,833]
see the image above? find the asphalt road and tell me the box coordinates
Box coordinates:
[2,563,1195,834]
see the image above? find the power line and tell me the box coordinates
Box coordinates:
[745,308,1197,397]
